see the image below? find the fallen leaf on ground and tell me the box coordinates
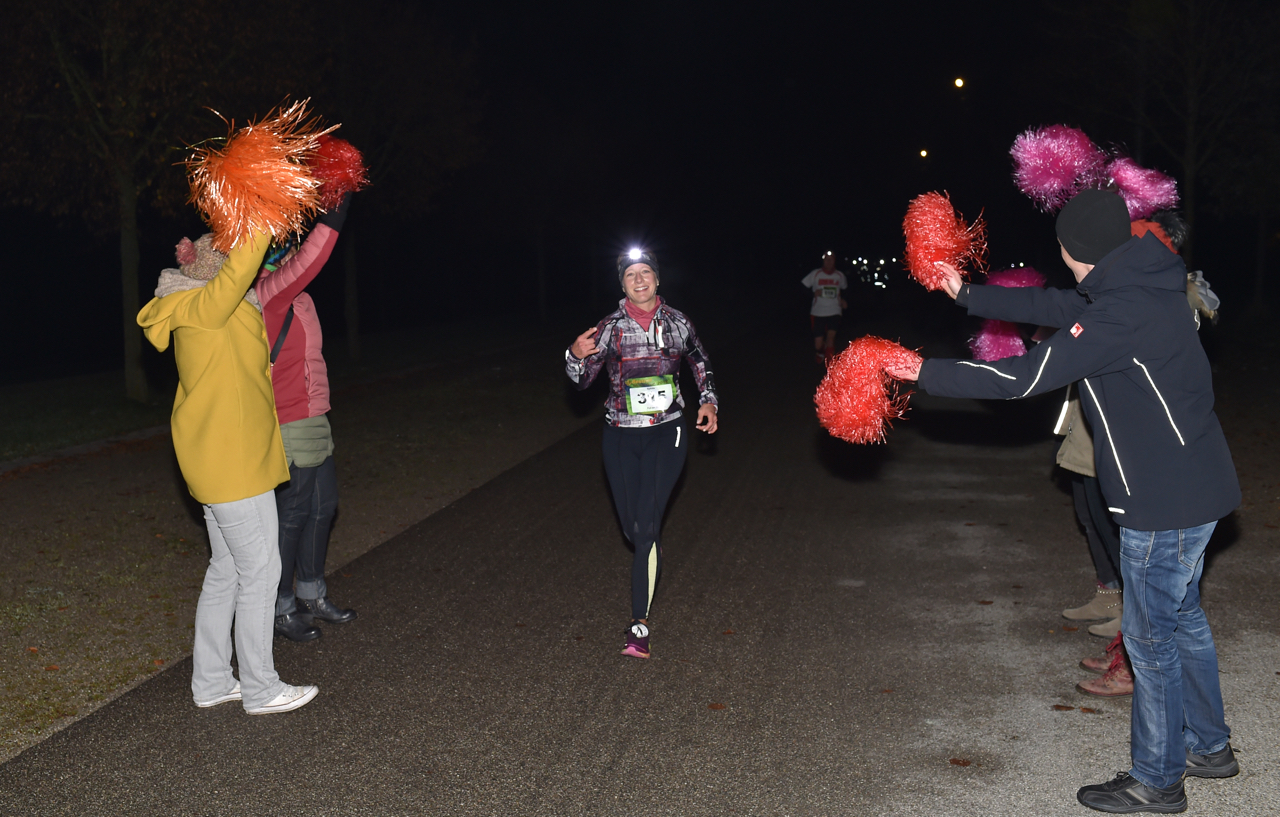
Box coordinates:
[881,689,893,694]
[45,665,59,671]
[153,660,164,666]
[978,600,993,605]
[964,522,976,526]
[708,703,726,710]
[1011,584,1022,589]
[1080,707,1097,713]
[26,647,37,653]
[722,630,735,635]
[574,636,584,641]
[1052,704,1074,711]
[1063,626,1078,632]
[949,758,971,766]
[148,594,160,599]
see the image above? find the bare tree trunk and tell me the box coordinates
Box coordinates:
[344,224,361,361]
[118,176,147,402]
[1252,210,1270,317]
[537,222,547,322]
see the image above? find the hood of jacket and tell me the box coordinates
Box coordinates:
[1076,232,1187,303]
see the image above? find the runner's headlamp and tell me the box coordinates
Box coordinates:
[617,248,659,282]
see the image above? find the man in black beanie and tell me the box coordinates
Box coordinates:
[887,189,1240,814]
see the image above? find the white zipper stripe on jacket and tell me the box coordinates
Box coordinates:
[1053,383,1073,435]
[1132,358,1186,445]
[1083,377,1131,496]
[1018,347,1051,398]
[957,361,1016,380]
[675,425,681,448]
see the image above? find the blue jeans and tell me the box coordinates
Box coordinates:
[1120,522,1230,789]
[275,456,338,616]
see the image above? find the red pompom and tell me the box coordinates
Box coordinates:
[815,336,923,444]
[308,135,370,210]
[902,191,987,291]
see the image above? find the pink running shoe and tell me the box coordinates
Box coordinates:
[621,621,651,659]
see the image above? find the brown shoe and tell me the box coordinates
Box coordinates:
[1088,615,1122,639]
[1077,648,1133,697]
[1063,586,1123,621]
[1080,632,1124,674]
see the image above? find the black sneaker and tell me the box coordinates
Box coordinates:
[1077,772,1187,814]
[1185,743,1239,778]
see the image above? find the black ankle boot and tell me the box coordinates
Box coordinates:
[297,596,357,624]
[274,612,322,642]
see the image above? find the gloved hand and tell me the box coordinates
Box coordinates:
[317,191,353,233]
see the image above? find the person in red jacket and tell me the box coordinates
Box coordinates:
[255,193,358,642]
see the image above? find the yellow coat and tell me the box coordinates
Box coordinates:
[137,232,289,505]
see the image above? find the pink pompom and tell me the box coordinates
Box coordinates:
[308,135,370,210]
[967,267,1045,361]
[174,237,197,265]
[984,266,1046,289]
[1011,125,1108,212]
[970,320,1028,361]
[815,336,923,444]
[902,191,987,291]
[1106,156,1179,220]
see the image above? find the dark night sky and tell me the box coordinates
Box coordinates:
[3,1,1263,382]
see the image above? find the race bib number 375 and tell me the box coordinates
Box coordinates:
[625,375,676,415]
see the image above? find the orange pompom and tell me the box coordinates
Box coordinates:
[185,100,337,252]
[815,336,923,444]
[902,191,988,291]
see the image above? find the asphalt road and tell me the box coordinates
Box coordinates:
[1,321,1277,817]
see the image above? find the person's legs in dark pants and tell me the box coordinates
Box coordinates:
[293,456,337,604]
[275,462,316,618]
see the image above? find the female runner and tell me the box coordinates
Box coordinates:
[565,248,718,659]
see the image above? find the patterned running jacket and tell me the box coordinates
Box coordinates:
[918,232,1239,531]
[566,299,718,428]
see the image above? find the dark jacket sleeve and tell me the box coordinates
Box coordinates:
[959,283,1089,329]
[919,303,1133,400]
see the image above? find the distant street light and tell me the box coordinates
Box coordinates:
[954,78,964,88]
[920,149,928,157]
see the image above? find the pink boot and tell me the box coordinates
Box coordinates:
[1077,643,1133,697]
[1079,631,1124,674]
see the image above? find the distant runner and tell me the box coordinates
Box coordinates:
[565,248,719,659]
[801,250,848,365]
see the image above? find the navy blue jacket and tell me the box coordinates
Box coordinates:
[918,233,1239,530]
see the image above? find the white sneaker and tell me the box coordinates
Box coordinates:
[195,681,242,708]
[245,684,318,715]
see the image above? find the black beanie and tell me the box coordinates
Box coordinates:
[617,249,659,283]
[1055,189,1132,264]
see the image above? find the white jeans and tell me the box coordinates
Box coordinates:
[191,490,286,710]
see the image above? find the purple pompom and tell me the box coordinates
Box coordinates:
[968,267,1046,361]
[1107,157,1180,220]
[970,320,1028,361]
[985,266,1046,289]
[1010,125,1108,212]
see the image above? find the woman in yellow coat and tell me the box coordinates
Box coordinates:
[137,229,318,715]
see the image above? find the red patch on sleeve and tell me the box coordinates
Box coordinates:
[1070,323,1084,338]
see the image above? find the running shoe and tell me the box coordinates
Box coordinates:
[195,681,241,708]
[621,621,650,659]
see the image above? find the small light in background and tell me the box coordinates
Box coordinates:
[954,78,964,88]
[920,149,928,158]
